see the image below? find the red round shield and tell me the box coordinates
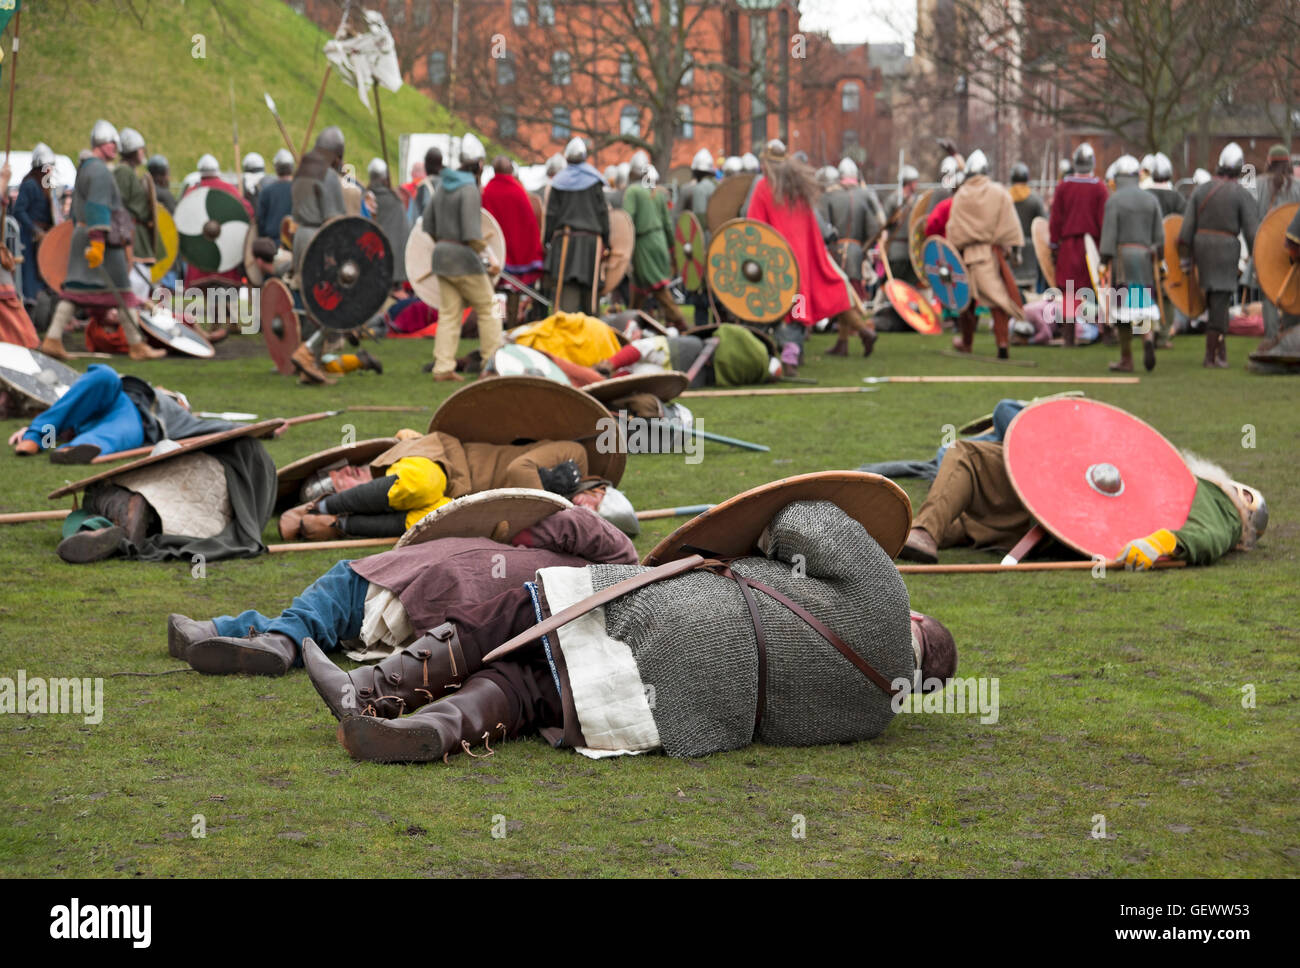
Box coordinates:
[1003,398,1197,560]
[883,280,941,334]
[261,278,300,375]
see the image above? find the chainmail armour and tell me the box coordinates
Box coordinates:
[586,501,914,757]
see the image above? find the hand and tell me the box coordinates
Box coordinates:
[486,257,500,276]
[8,427,29,447]
[1119,529,1177,571]
[1179,258,1192,274]
[85,238,105,268]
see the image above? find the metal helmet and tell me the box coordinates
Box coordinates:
[899,164,919,184]
[939,155,962,178]
[816,166,838,190]
[604,164,619,184]
[596,484,639,537]
[460,132,486,164]
[1228,480,1268,547]
[837,157,859,182]
[1218,141,1244,173]
[564,136,588,163]
[1104,160,1119,182]
[146,154,169,177]
[1058,158,1073,177]
[1010,161,1030,183]
[242,151,265,173]
[722,155,743,176]
[90,119,119,148]
[1112,154,1141,179]
[1193,167,1211,185]
[1153,152,1174,182]
[315,126,346,160]
[646,164,660,187]
[31,143,55,168]
[1139,153,1156,174]
[628,150,650,180]
[367,157,388,180]
[964,149,989,176]
[119,127,145,155]
[272,148,295,174]
[741,152,760,173]
[544,153,565,178]
[763,139,786,159]
[197,153,220,175]
[691,148,714,173]
[1072,142,1096,173]
[616,162,630,187]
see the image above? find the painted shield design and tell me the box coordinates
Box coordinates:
[705,219,799,324]
[922,236,971,314]
[173,186,251,273]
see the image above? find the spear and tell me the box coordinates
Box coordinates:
[263,92,298,163]
[228,79,240,175]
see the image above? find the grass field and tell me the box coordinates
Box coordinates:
[1,326,1297,878]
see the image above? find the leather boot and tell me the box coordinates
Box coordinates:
[337,675,514,764]
[85,484,151,546]
[303,623,471,722]
[1142,333,1157,372]
[825,337,849,357]
[1203,331,1217,368]
[860,328,877,358]
[300,512,344,541]
[278,502,315,541]
[898,526,939,564]
[167,613,218,659]
[1109,326,1133,371]
[57,526,126,564]
[1215,332,1229,368]
[292,343,335,385]
[50,443,102,464]
[39,336,68,361]
[128,341,167,361]
[186,628,298,676]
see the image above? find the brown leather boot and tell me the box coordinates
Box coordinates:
[825,338,849,357]
[167,614,218,659]
[186,628,298,676]
[303,623,471,721]
[299,512,344,541]
[128,341,167,361]
[860,328,877,358]
[291,343,335,385]
[84,484,151,546]
[1214,333,1229,368]
[1203,332,1217,368]
[336,675,514,763]
[57,526,126,564]
[278,502,315,541]
[898,527,939,564]
[39,336,68,361]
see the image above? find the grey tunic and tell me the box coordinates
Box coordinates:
[1099,184,1163,288]
[422,174,486,277]
[64,156,132,296]
[369,182,409,282]
[1179,177,1258,292]
[1012,191,1048,286]
[291,156,347,275]
[822,186,882,280]
[676,177,716,219]
[1146,185,1185,217]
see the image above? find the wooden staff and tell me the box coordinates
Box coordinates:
[681,385,881,399]
[636,503,712,520]
[372,79,388,171]
[1,7,18,170]
[898,559,1185,574]
[347,405,428,413]
[300,64,333,158]
[863,375,1139,385]
[0,509,71,525]
[88,411,337,464]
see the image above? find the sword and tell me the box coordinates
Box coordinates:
[496,268,551,308]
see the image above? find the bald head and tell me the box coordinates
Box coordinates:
[492,155,513,177]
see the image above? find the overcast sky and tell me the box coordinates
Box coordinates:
[799,0,915,49]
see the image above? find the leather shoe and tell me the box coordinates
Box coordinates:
[898,527,939,564]
[186,630,298,676]
[167,614,218,659]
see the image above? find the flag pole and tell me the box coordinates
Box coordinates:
[3,7,20,169]
[373,78,388,170]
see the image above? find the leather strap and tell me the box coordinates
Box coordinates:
[424,622,467,690]
[716,565,768,731]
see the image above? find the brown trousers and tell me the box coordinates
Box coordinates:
[913,440,1033,551]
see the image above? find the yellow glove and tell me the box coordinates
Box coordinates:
[84,238,105,269]
[1120,528,1177,571]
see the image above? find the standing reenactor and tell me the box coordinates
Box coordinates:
[424,134,501,382]
[676,148,717,219]
[13,144,58,312]
[544,137,609,314]
[366,159,407,287]
[1178,143,1259,368]
[820,157,882,312]
[1099,155,1164,372]
[112,127,159,295]
[146,155,177,214]
[1048,143,1109,344]
[1008,162,1047,294]
[883,164,921,285]
[1144,153,1184,347]
[255,149,295,242]
[1253,144,1300,344]
[624,151,685,327]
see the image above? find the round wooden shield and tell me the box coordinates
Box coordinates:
[601,208,635,296]
[922,236,971,314]
[152,208,179,284]
[48,420,285,500]
[173,186,251,273]
[706,173,755,233]
[261,278,300,375]
[907,187,935,282]
[673,211,707,292]
[404,210,505,309]
[1083,233,1109,326]
[705,218,799,324]
[481,209,508,279]
[428,375,625,485]
[394,488,573,549]
[884,280,941,334]
[530,193,544,244]
[37,220,74,292]
[1031,216,1055,289]
[300,216,394,330]
[585,371,689,407]
[275,437,397,510]
[643,470,912,566]
[0,342,79,411]
[1003,398,1197,561]
[485,344,571,384]
[1162,214,1206,317]
[1253,202,1300,314]
[138,307,215,358]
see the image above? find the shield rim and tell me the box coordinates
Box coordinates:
[883,279,941,334]
[584,370,690,406]
[907,187,935,281]
[922,235,972,314]
[705,217,800,324]
[275,437,398,508]
[48,419,284,499]
[1031,216,1055,289]
[486,344,572,384]
[427,375,626,485]
[706,173,756,233]
[260,277,300,375]
[642,470,913,566]
[37,220,74,293]
[0,343,80,409]
[1253,202,1300,314]
[137,308,216,359]
[1162,214,1206,317]
[151,208,180,285]
[1003,397,1197,561]
[673,210,707,292]
[393,488,574,548]
[300,215,395,330]
[600,208,635,296]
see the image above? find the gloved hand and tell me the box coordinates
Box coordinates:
[84,238,105,269]
[1120,528,1177,571]
[537,459,581,496]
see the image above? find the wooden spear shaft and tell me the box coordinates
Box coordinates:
[2,8,18,170]
[0,509,71,525]
[863,375,1140,385]
[898,559,1185,574]
[681,385,881,399]
[300,64,333,158]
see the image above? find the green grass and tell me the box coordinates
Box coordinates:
[14,0,494,175]
[1,327,1297,878]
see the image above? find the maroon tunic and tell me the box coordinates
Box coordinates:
[1049,175,1108,315]
[348,507,637,636]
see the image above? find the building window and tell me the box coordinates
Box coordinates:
[842,82,861,113]
[428,51,447,86]
[620,105,641,137]
[552,50,572,86]
[842,130,860,154]
[633,0,652,27]
[499,107,518,140]
[511,0,529,28]
[538,0,555,26]
[552,106,571,140]
[676,105,694,139]
[681,52,694,87]
[497,53,516,86]
[414,2,430,27]
[619,52,635,87]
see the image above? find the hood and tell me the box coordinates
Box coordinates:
[552,162,607,191]
[439,168,477,192]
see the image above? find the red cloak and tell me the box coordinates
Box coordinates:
[482,173,545,285]
[1049,175,1108,314]
[746,177,851,325]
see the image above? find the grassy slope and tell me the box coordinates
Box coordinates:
[0,328,1296,878]
[14,0,491,174]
